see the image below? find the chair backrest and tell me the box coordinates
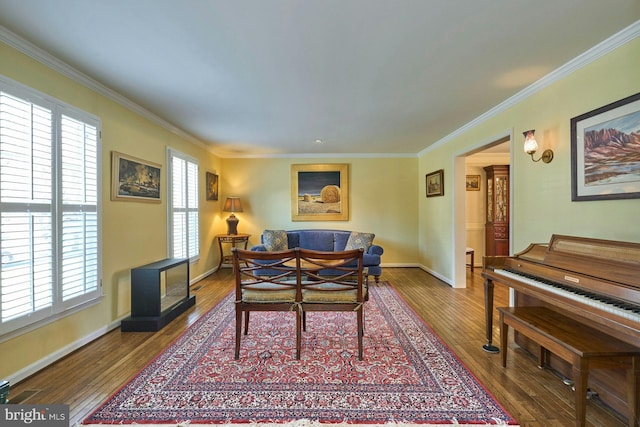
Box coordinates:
[232,248,299,298]
[297,248,365,301]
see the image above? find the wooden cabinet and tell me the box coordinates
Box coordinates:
[484,165,509,256]
[121,258,196,332]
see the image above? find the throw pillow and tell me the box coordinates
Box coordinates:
[263,230,288,251]
[344,232,374,251]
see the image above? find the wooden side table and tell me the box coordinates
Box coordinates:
[216,234,250,269]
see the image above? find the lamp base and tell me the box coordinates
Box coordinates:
[226,214,239,235]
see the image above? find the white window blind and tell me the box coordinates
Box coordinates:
[168,149,199,261]
[0,77,101,336]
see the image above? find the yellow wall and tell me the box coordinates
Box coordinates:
[0,42,223,380]
[221,157,418,265]
[419,37,640,280]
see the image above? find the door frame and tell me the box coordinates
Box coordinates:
[452,129,514,288]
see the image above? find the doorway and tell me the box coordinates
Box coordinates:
[452,132,512,288]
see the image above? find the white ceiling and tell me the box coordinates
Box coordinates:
[0,1,638,157]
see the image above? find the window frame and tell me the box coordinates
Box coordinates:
[0,75,102,339]
[166,147,199,263]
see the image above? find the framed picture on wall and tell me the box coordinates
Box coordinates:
[466,175,480,191]
[291,163,349,221]
[571,92,640,201]
[206,172,219,201]
[426,169,444,197]
[111,151,161,202]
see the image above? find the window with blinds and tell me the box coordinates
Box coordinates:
[0,77,101,336]
[168,149,199,261]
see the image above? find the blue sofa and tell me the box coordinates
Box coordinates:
[250,229,383,283]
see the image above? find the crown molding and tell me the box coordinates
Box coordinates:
[0,25,211,153]
[419,20,640,157]
[218,151,417,159]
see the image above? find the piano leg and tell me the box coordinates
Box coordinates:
[628,356,639,427]
[483,277,499,353]
[572,360,589,427]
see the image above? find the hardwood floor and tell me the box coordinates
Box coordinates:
[9,267,628,427]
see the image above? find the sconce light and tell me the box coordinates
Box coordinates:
[223,197,243,235]
[523,130,553,163]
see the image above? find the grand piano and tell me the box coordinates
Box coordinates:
[482,234,640,421]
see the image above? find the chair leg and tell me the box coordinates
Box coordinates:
[374,275,380,284]
[296,308,302,360]
[357,308,364,360]
[244,311,250,335]
[235,308,242,359]
[363,307,366,335]
[302,311,307,332]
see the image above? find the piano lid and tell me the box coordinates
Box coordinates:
[519,234,640,289]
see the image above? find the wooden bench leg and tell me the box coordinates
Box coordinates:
[538,346,547,369]
[500,310,508,367]
[572,358,589,427]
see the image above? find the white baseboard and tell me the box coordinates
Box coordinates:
[9,320,121,385]
[417,265,454,287]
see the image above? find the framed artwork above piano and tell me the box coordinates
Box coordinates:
[484,165,509,256]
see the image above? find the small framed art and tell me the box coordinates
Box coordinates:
[206,172,219,201]
[426,169,444,197]
[466,175,480,191]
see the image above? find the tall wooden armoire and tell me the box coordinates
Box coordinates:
[484,165,510,256]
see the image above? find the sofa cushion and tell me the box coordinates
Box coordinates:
[242,282,297,303]
[301,282,368,303]
[299,230,334,251]
[263,229,288,251]
[344,232,375,251]
[333,232,350,251]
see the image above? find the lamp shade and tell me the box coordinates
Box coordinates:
[523,130,538,154]
[223,197,243,213]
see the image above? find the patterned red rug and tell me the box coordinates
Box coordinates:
[83,282,518,426]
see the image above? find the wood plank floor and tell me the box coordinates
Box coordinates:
[9,267,628,427]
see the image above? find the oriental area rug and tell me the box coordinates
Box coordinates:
[83,282,518,427]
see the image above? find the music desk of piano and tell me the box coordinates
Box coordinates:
[482,235,640,425]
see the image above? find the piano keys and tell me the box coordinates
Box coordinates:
[482,234,640,421]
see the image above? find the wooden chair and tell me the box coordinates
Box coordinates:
[297,248,366,360]
[232,248,301,359]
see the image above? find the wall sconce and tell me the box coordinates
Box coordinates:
[223,197,243,235]
[523,130,553,163]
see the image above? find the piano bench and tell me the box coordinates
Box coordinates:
[498,306,640,427]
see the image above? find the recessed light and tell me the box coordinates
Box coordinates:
[314,139,323,144]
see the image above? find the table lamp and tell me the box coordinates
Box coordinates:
[223,197,243,235]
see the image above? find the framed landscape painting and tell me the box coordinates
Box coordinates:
[111,151,161,202]
[426,169,444,197]
[291,163,349,221]
[571,92,640,201]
